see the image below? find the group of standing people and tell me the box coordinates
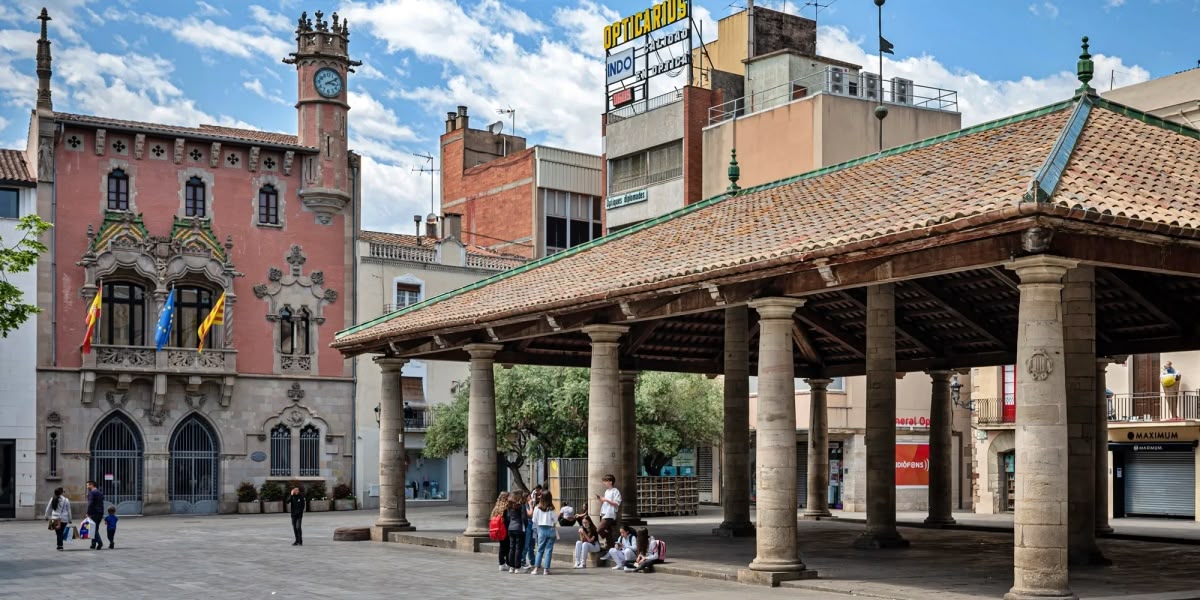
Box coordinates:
[43,481,118,551]
[491,474,664,575]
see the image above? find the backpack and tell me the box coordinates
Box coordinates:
[652,539,666,560]
[488,514,507,541]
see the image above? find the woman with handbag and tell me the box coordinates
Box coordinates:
[43,487,71,551]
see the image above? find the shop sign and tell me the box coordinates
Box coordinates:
[896,416,930,428]
[1108,425,1200,443]
[603,0,689,51]
[606,188,648,210]
[606,47,636,85]
[611,88,634,108]
[1108,442,1198,453]
[895,443,930,488]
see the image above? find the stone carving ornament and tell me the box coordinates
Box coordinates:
[287,382,305,402]
[1026,348,1054,382]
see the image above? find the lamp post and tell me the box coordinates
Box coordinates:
[950,374,972,411]
[374,402,381,426]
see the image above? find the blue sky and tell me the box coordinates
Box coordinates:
[0,0,1193,232]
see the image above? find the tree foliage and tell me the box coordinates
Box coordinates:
[0,214,52,337]
[635,371,723,475]
[424,366,723,485]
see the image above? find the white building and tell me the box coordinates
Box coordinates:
[351,216,526,506]
[0,149,39,519]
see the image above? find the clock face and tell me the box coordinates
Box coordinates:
[314,68,343,98]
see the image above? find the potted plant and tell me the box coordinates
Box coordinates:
[236,481,261,514]
[260,481,285,513]
[332,483,356,511]
[307,480,331,512]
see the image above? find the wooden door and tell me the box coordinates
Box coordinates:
[1132,354,1161,417]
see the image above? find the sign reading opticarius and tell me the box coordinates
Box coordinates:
[606,189,648,210]
[603,0,689,51]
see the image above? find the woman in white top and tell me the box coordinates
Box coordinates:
[529,491,560,575]
[625,527,662,573]
[43,487,71,551]
[607,525,637,570]
[572,514,600,568]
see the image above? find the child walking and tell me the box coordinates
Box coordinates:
[103,506,118,549]
[492,492,510,572]
[529,490,559,575]
[572,514,600,568]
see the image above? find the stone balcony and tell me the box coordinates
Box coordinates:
[81,344,238,419]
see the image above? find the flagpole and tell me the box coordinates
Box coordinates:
[876,0,886,154]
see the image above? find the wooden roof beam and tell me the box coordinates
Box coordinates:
[904,280,1012,351]
[841,289,938,357]
[795,307,865,358]
[791,323,824,366]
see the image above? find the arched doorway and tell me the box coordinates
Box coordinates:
[169,414,220,514]
[90,412,145,515]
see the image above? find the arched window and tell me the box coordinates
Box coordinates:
[279,307,294,355]
[297,307,311,355]
[173,286,213,348]
[299,424,320,476]
[100,281,146,346]
[258,185,279,225]
[270,424,291,476]
[185,176,206,217]
[107,169,129,211]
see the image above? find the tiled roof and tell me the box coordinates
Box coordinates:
[0,149,35,186]
[360,230,528,262]
[334,94,1200,351]
[53,112,313,150]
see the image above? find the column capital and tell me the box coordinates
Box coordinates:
[803,377,833,389]
[1097,355,1127,366]
[925,369,953,382]
[464,343,503,359]
[619,370,639,384]
[582,323,629,344]
[749,296,805,320]
[373,356,408,371]
[1006,255,1079,284]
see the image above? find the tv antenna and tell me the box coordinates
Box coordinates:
[412,152,439,216]
[804,0,838,37]
[496,105,516,140]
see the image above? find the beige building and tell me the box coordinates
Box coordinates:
[1103,66,1200,129]
[352,218,525,506]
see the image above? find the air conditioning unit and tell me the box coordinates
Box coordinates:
[862,72,881,101]
[892,77,913,105]
[828,67,848,95]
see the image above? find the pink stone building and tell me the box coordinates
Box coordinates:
[24,9,362,514]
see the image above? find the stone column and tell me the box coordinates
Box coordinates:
[583,324,628,534]
[372,357,415,539]
[619,370,644,526]
[740,297,815,587]
[855,283,909,549]
[461,344,502,541]
[1095,358,1116,535]
[802,378,833,519]
[715,305,754,536]
[925,370,956,526]
[1063,267,1106,566]
[1004,256,1078,600]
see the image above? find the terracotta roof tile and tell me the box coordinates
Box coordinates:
[335,97,1200,351]
[0,149,34,186]
[53,112,313,150]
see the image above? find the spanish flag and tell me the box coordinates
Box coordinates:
[197,290,226,352]
[82,287,102,354]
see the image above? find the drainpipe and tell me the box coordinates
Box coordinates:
[350,158,361,495]
[50,122,62,366]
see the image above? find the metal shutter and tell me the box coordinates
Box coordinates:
[1125,453,1195,517]
[796,442,809,508]
[697,446,713,502]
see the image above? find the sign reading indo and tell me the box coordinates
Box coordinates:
[603,0,690,51]
[606,47,636,85]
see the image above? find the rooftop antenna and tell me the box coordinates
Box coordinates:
[412,152,439,216]
[488,119,506,156]
[804,0,835,52]
[496,106,515,149]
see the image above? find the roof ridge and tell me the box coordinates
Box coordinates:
[1093,96,1200,141]
[1023,94,1094,203]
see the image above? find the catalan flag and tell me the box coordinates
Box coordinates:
[81,286,102,354]
[197,290,226,352]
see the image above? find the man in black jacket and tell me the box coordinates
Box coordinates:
[85,480,105,550]
[285,487,305,546]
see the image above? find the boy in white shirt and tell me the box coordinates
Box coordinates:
[594,473,621,550]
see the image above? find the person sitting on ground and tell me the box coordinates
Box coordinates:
[607,525,638,570]
[625,527,664,573]
[572,514,600,568]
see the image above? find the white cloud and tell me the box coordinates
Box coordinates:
[353,62,387,81]
[4,0,94,43]
[249,5,292,32]
[472,0,544,36]
[358,154,441,232]
[131,13,292,62]
[195,1,230,17]
[243,78,288,105]
[1106,0,1127,7]
[1029,2,1060,18]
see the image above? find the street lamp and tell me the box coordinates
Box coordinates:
[950,374,973,410]
[374,402,381,426]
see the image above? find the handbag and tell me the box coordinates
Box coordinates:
[48,518,61,530]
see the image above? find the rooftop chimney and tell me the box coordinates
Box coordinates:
[443,213,463,240]
[425,213,438,239]
[413,214,423,245]
[455,105,469,130]
[445,111,457,133]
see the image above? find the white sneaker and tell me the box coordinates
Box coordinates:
[529,569,539,575]
[541,569,550,576]
[509,568,516,573]
[499,565,507,572]
[611,565,622,570]
[573,563,583,569]
[521,565,533,572]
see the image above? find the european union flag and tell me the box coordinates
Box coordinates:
[155,288,176,351]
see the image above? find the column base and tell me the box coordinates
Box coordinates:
[853,531,910,549]
[1095,525,1114,535]
[923,515,957,527]
[800,510,834,521]
[1004,589,1078,600]
[739,566,817,587]
[370,522,416,541]
[456,535,489,553]
[712,522,756,537]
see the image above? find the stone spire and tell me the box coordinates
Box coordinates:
[36,7,53,113]
[726,148,741,193]
[1076,36,1095,94]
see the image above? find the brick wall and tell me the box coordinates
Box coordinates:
[441,129,536,258]
[683,86,721,206]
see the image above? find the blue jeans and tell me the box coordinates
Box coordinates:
[523,526,537,566]
[534,525,556,569]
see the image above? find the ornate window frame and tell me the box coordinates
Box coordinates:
[253,245,338,375]
[178,168,214,220]
[253,174,287,229]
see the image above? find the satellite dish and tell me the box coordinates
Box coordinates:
[488,120,504,135]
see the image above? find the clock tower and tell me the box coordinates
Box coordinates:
[284,10,361,224]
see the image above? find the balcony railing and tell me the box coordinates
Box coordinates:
[1109,392,1200,422]
[87,344,237,375]
[368,242,436,264]
[404,409,434,432]
[465,253,526,271]
[972,396,1016,426]
[708,68,959,125]
[608,89,684,123]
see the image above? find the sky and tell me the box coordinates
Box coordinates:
[0,0,1194,234]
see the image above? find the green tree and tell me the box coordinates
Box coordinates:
[636,371,723,476]
[0,215,52,337]
[424,365,590,491]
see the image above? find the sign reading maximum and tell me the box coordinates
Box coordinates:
[603,0,689,51]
